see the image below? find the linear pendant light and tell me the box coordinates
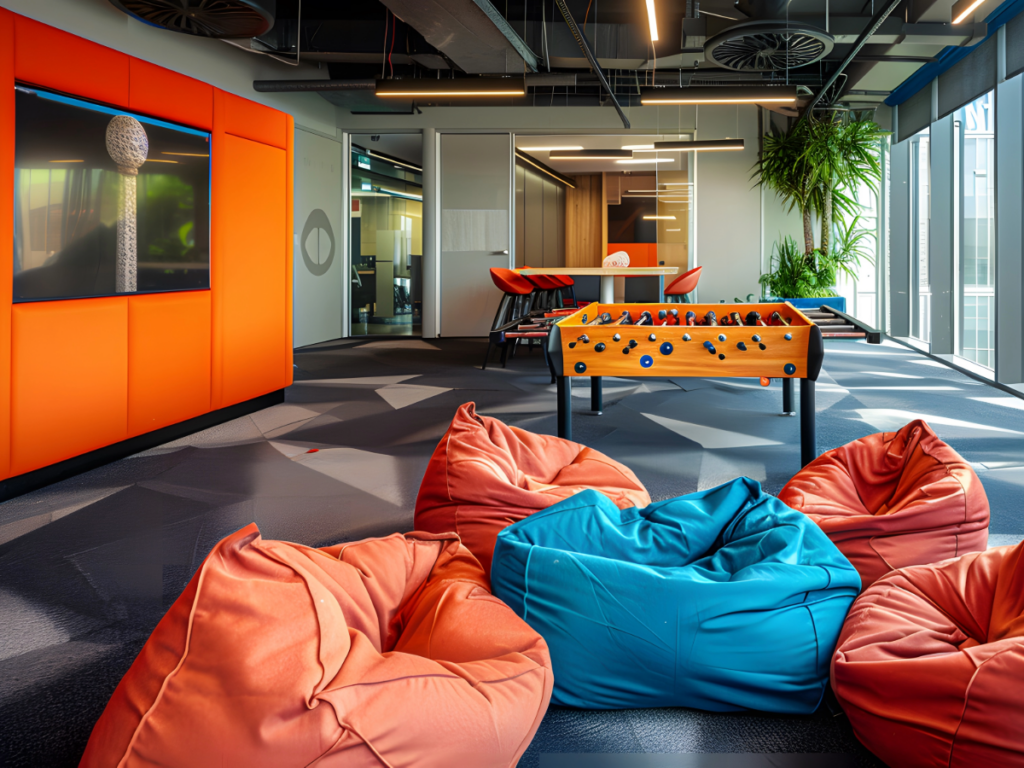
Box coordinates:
[640,86,798,105]
[645,0,659,41]
[376,78,525,97]
[951,0,984,23]
[631,139,745,152]
[549,149,632,160]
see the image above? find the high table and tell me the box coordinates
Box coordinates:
[519,266,679,304]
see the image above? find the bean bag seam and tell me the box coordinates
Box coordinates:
[946,646,1019,768]
[322,664,547,693]
[319,722,394,768]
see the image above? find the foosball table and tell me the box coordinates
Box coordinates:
[545,302,825,466]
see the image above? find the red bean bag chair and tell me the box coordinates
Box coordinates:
[80,524,553,768]
[832,542,1024,768]
[415,402,651,577]
[778,419,989,587]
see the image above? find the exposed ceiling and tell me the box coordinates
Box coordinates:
[155,0,1012,117]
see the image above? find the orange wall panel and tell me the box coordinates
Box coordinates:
[284,115,294,385]
[608,243,656,268]
[11,299,128,476]
[128,291,212,437]
[14,16,129,107]
[0,9,13,479]
[217,89,288,149]
[129,58,214,131]
[211,132,288,408]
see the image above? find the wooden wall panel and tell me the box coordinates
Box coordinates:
[128,292,212,437]
[565,174,604,267]
[11,299,129,476]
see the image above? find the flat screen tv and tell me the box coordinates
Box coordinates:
[13,85,211,301]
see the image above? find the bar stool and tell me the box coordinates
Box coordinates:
[551,275,578,308]
[485,268,536,369]
[664,266,703,303]
[520,269,564,312]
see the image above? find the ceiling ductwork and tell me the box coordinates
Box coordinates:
[703,0,833,71]
[108,0,275,38]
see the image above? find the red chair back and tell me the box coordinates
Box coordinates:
[665,266,703,296]
[490,268,534,295]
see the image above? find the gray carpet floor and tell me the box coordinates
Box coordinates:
[1,336,1022,767]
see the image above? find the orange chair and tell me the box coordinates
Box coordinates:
[80,524,554,768]
[486,268,545,370]
[520,268,564,312]
[664,266,702,303]
[415,402,651,577]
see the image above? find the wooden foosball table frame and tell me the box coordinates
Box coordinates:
[545,302,825,466]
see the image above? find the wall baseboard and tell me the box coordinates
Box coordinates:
[0,390,285,503]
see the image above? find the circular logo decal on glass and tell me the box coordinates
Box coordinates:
[301,208,336,276]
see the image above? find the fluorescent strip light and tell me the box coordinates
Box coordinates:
[643,215,676,220]
[640,86,798,105]
[368,150,422,172]
[517,146,584,151]
[617,158,674,164]
[163,152,209,157]
[952,0,985,23]
[665,228,681,231]
[49,159,83,163]
[549,149,632,160]
[515,150,577,188]
[376,77,524,97]
[632,139,745,153]
[146,159,179,163]
[646,0,659,41]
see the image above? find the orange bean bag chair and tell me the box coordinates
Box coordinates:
[414,402,651,576]
[778,419,988,587]
[80,524,553,768]
[832,542,1024,767]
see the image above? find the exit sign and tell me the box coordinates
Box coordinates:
[357,154,371,169]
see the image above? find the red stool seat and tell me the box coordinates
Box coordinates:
[490,267,534,295]
[664,266,702,297]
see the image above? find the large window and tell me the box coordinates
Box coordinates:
[13,86,211,301]
[909,129,931,342]
[955,91,995,368]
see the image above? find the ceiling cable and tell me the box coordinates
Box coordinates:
[381,10,388,79]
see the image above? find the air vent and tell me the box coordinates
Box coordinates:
[108,0,275,39]
[702,0,832,73]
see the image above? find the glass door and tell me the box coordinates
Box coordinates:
[909,130,931,342]
[349,136,423,336]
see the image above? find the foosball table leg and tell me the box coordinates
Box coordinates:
[591,376,603,415]
[557,376,572,440]
[800,378,816,466]
[782,377,796,415]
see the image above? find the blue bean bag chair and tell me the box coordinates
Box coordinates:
[490,478,861,713]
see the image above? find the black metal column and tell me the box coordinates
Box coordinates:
[557,376,572,439]
[591,376,603,414]
[782,377,795,415]
[800,378,816,466]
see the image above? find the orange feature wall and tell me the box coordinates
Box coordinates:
[607,243,658,268]
[0,10,294,481]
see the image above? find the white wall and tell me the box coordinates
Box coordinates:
[293,129,344,347]
[1,0,338,135]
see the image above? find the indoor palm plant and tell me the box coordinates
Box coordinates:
[753,113,885,299]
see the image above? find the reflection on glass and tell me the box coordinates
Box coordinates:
[655,149,692,293]
[910,129,931,341]
[349,141,422,335]
[955,91,995,368]
[13,87,211,301]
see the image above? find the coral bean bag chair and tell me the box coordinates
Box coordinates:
[491,479,861,713]
[779,419,988,587]
[80,524,553,768]
[415,402,650,577]
[833,542,1024,768]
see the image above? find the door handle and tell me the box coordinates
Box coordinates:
[492,250,509,255]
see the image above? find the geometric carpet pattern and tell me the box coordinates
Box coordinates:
[1,336,1022,766]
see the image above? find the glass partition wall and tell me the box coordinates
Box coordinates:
[955,91,995,368]
[349,137,423,336]
[910,129,931,342]
[655,152,693,285]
